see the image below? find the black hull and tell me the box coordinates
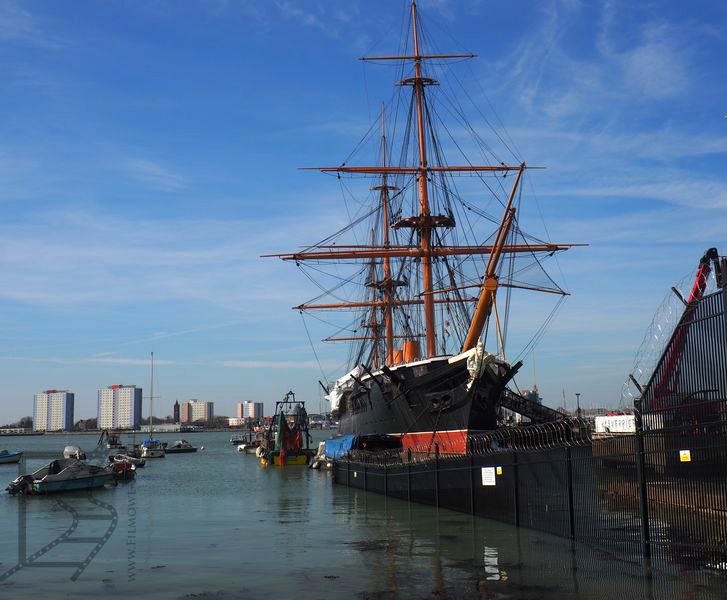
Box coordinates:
[336,354,516,436]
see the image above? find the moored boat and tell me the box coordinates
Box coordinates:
[163,439,197,454]
[6,459,114,495]
[109,453,146,467]
[0,449,23,464]
[258,392,315,466]
[141,352,165,458]
[141,439,165,458]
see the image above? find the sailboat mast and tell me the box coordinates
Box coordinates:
[150,351,154,437]
[411,1,436,357]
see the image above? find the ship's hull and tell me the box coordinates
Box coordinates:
[336,351,516,436]
[34,473,114,494]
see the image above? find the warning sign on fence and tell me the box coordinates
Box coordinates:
[679,450,691,462]
[481,467,496,486]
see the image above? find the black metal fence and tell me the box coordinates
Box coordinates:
[334,421,727,569]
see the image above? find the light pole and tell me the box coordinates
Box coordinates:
[575,393,581,419]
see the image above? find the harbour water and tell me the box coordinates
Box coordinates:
[1,432,725,599]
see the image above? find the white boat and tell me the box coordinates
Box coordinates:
[141,352,165,458]
[141,439,165,458]
[6,459,114,495]
[0,449,23,464]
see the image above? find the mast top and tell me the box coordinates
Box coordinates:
[359,0,476,64]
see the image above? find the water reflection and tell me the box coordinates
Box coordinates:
[336,486,727,599]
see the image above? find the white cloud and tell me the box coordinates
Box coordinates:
[0,0,61,47]
[123,158,187,191]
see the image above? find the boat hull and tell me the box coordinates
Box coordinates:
[264,452,313,466]
[33,473,114,494]
[336,352,516,437]
[164,447,197,454]
[0,452,22,464]
[141,448,165,458]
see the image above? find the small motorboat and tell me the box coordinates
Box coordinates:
[109,453,145,468]
[140,439,165,458]
[6,459,115,495]
[0,450,23,464]
[164,440,197,454]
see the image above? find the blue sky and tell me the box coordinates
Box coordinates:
[1,0,726,423]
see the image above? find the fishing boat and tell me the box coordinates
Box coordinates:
[6,459,115,495]
[266,1,578,449]
[141,352,165,458]
[0,449,22,464]
[163,439,198,454]
[258,392,315,466]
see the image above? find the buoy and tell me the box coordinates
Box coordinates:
[200,446,204,451]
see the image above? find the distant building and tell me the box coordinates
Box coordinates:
[173,400,180,423]
[97,385,142,430]
[227,417,245,427]
[33,390,74,431]
[238,401,264,420]
[180,400,214,425]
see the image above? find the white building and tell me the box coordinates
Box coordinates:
[97,385,142,430]
[227,417,245,427]
[33,390,74,431]
[238,401,264,420]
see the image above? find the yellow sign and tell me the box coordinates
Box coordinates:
[496,466,503,475]
[679,450,691,462]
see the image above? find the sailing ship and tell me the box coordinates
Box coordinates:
[266,2,578,448]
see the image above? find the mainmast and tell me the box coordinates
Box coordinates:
[410,1,436,357]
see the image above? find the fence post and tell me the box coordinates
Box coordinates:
[634,398,651,559]
[383,453,388,497]
[469,453,475,516]
[513,451,520,527]
[407,448,412,503]
[363,453,368,492]
[435,443,440,509]
[566,446,576,539]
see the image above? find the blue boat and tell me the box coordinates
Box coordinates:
[6,459,115,495]
[0,449,23,464]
